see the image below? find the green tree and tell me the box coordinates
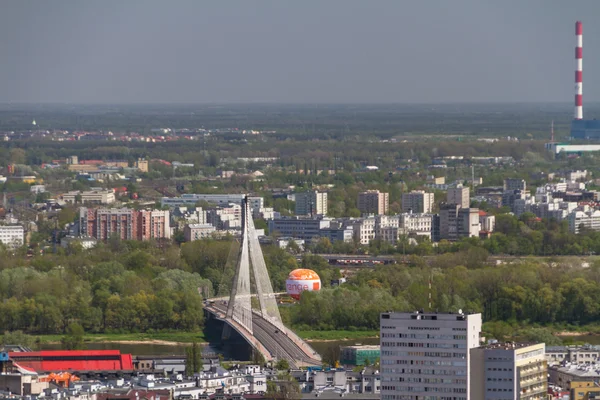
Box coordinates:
[61,322,85,350]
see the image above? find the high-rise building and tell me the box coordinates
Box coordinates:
[401,190,434,213]
[470,342,547,400]
[358,190,389,215]
[380,311,482,400]
[439,204,480,241]
[447,185,470,208]
[295,191,327,216]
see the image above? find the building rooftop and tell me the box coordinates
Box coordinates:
[478,342,538,350]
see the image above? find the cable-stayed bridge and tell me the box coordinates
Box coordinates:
[203,197,322,368]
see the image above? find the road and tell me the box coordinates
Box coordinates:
[208,303,321,368]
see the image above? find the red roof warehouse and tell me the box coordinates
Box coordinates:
[8,350,133,373]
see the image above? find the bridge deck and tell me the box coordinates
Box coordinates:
[205,303,321,368]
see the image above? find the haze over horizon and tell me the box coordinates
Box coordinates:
[1,1,600,104]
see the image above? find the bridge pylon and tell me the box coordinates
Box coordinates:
[226,196,285,335]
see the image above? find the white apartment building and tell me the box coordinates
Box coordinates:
[63,189,115,204]
[447,185,470,208]
[401,190,435,213]
[184,223,217,241]
[353,217,376,245]
[568,208,600,233]
[400,213,434,239]
[479,213,496,233]
[470,342,547,400]
[0,225,24,248]
[358,190,390,215]
[295,191,328,216]
[380,311,482,400]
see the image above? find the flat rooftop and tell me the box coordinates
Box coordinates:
[479,342,538,350]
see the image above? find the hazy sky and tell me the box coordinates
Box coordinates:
[1,1,600,104]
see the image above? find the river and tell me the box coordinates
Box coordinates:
[40,338,380,359]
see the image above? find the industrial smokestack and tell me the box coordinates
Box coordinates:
[575,21,583,119]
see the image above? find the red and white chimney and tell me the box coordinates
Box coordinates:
[575,21,583,119]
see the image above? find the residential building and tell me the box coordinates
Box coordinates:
[380,311,482,400]
[63,189,115,205]
[479,212,496,233]
[470,342,547,400]
[545,345,600,366]
[184,224,216,241]
[447,185,470,208]
[569,380,600,400]
[353,217,376,245]
[399,213,434,239]
[568,208,600,233]
[503,178,527,192]
[295,190,328,216]
[549,364,600,388]
[268,217,331,240]
[358,190,389,215]
[341,345,381,366]
[401,190,434,213]
[79,208,170,241]
[440,204,481,241]
[567,170,588,181]
[0,225,24,248]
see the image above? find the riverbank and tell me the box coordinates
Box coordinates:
[295,330,379,341]
[29,332,207,346]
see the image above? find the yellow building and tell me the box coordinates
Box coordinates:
[471,342,547,400]
[570,381,600,400]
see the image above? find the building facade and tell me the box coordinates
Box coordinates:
[440,204,480,241]
[470,342,547,400]
[401,190,434,214]
[184,224,216,241]
[268,217,331,240]
[0,225,24,248]
[63,190,116,204]
[503,178,527,192]
[79,208,170,241]
[358,190,390,215]
[295,191,328,216]
[380,311,482,400]
[447,186,470,208]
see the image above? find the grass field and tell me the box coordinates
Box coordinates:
[14,332,208,345]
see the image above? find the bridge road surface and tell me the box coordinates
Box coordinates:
[210,303,321,368]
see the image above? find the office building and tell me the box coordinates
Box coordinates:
[0,225,24,248]
[268,217,331,240]
[447,185,470,208]
[401,190,434,213]
[380,311,482,400]
[470,342,547,400]
[358,190,389,215]
[294,190,327,216]
[440,204,480,241]
[503,178,527,192]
